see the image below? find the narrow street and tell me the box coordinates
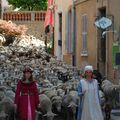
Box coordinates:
[0,0,120,120]
[111,108,120,120]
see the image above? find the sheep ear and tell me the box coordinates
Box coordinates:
[43,112,57,117]
[53,113,58,116]
[43,114,47,117]
[68,103,77,108]
[67,104,71,108]
[35,110,42,115]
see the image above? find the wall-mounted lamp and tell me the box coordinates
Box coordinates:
[102,30,117,38]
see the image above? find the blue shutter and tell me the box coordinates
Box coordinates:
[66,11,69,52]
[82,14,87,50]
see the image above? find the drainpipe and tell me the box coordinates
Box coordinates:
[72,0,76,66]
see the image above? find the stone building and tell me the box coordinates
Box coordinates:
[75,0,97,70]
[75,0,120,82]
[0,0,9,18]
[54,0,73,63]
[94,0,120,82]
[54,0,120,83]
[0,0,1,18]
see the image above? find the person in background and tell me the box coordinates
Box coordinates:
[14,66,40,120]
[93,69,103,90]
[77,65,103,120]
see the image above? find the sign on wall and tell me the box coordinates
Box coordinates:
[94,17,112,29]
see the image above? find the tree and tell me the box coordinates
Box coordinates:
[8,0,47,11]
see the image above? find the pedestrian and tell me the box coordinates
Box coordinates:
[77,65,103,120]
[14,66,40,120]
[93,69,103,90]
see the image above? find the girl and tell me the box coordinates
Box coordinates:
[14,66,40,120]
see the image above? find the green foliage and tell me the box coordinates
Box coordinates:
[47,47,52,54]
[8,0,47,11]
[46,40,52,54]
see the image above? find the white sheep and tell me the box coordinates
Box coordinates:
[0,34,6,46]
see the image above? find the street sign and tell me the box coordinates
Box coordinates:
[95,17,112,29]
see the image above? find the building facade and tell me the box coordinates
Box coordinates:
[75,0,120,81]
[54,0,120,82]
[0,0,1,18]
[96,0,120,82]
[0,0,9,18]
[54,0,73,63]
[75,0,97,70]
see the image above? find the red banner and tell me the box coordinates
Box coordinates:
[44,0,54,28]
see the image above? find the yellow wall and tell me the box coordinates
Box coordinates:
[54,0,120,82]
[96,0,120,82]
[75,0,120,81]
[75,0,97,69]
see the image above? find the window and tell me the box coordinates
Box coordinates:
[66,10,72,53]
[81,14,88,56]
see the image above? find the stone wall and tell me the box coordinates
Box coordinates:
[2,11,52,41]
[15,21,45,41]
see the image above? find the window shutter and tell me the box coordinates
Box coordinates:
[66,11,69,52]
[66,11,72,53]
[82,14,87,50]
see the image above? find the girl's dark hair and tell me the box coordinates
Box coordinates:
[22,73,34,82]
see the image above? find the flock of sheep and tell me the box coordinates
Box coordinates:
[0,34,120,120]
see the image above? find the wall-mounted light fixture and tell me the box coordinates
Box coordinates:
[102,30,117,38]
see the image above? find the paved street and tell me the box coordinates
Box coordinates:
[111,114,120,120]
[53,110,120,120]
[111,109,120,120]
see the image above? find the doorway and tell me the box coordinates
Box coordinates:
[57,13,62,60]
[97,8,106,77]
